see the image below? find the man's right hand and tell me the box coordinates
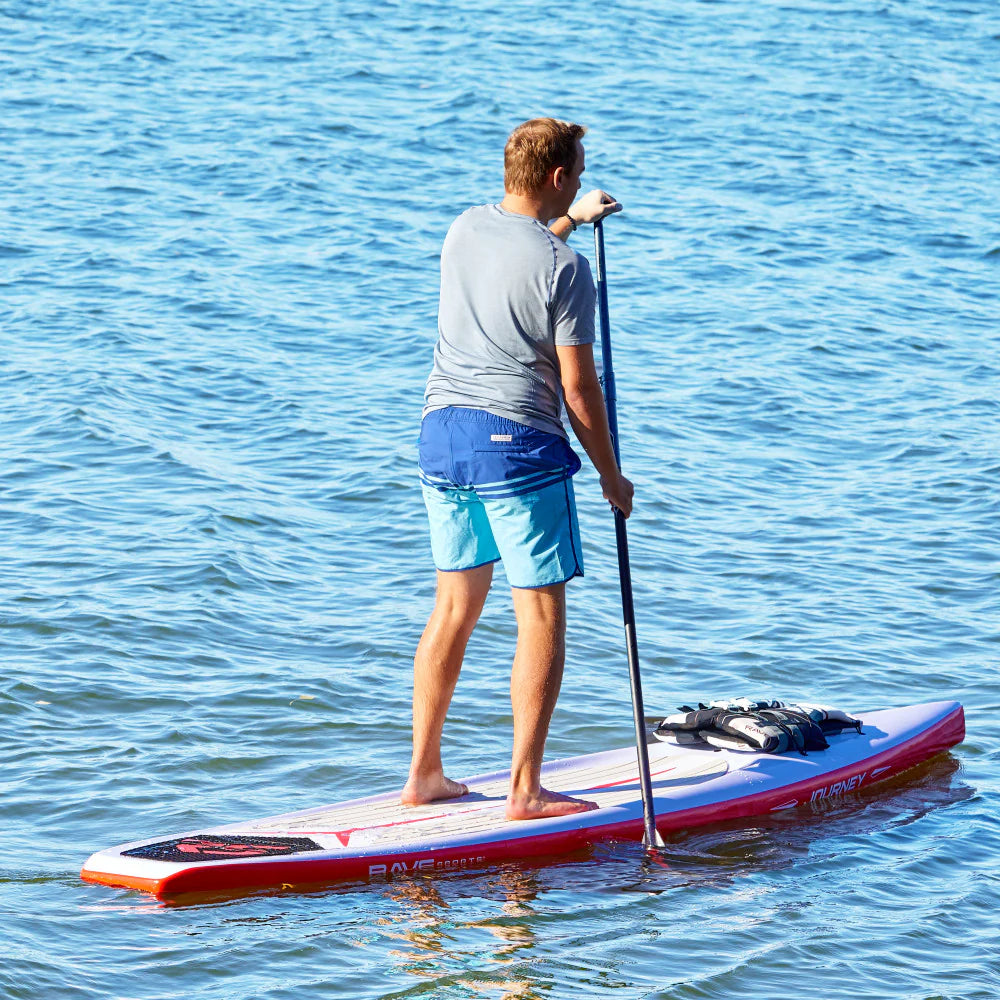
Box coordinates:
[570,189,623,225]
[600,472,634,518]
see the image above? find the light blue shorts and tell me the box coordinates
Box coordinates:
[421,478,583,589]
[419,408,584,589]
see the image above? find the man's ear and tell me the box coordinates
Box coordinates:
[551,165,566,191]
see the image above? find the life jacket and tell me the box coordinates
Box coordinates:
[653,699,862,755]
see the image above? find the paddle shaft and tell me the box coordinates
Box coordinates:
[593,220,664,850]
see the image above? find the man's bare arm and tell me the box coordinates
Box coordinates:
[555,342,634,517]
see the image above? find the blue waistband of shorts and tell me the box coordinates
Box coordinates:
[419,407,581,499]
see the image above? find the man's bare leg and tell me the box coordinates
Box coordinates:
[506,582,597,820]
[401,564,493,806]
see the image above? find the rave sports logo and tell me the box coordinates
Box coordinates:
[123,834,324,863]
[368,854,487,877]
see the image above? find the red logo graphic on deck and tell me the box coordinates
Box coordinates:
[122,834,324,863]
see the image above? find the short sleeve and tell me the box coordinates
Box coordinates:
[550,252,596,346]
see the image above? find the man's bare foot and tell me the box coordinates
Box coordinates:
[505,786,598,821]
[400,774,469,807]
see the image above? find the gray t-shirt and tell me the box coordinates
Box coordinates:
[423,204,596,439]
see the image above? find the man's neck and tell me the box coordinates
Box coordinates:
[499,191,555,223]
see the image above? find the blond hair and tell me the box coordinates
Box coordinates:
[504,118,587,195]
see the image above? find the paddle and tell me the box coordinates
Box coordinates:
[594,219,666,850]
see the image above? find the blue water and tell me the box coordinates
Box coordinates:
[3,0,999,996]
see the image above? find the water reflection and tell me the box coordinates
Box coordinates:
[381,868,547,999]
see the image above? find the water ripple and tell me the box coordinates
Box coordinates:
[3,0,999,997]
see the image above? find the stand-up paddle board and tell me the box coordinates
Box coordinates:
[82,700,963,898]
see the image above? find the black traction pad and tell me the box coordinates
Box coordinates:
[122,833,325,863]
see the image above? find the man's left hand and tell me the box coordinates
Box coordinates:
[570,190,623,224]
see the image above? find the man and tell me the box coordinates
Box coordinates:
[401,118,633,821]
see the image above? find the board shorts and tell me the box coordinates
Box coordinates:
[418,406,584,589]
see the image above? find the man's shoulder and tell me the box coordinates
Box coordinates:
[444,204,498,248]
[446,205,551,256]
[553,240,593,279]
[444,206,592,279]
[449,203,497,230]
[448,204,549,239]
